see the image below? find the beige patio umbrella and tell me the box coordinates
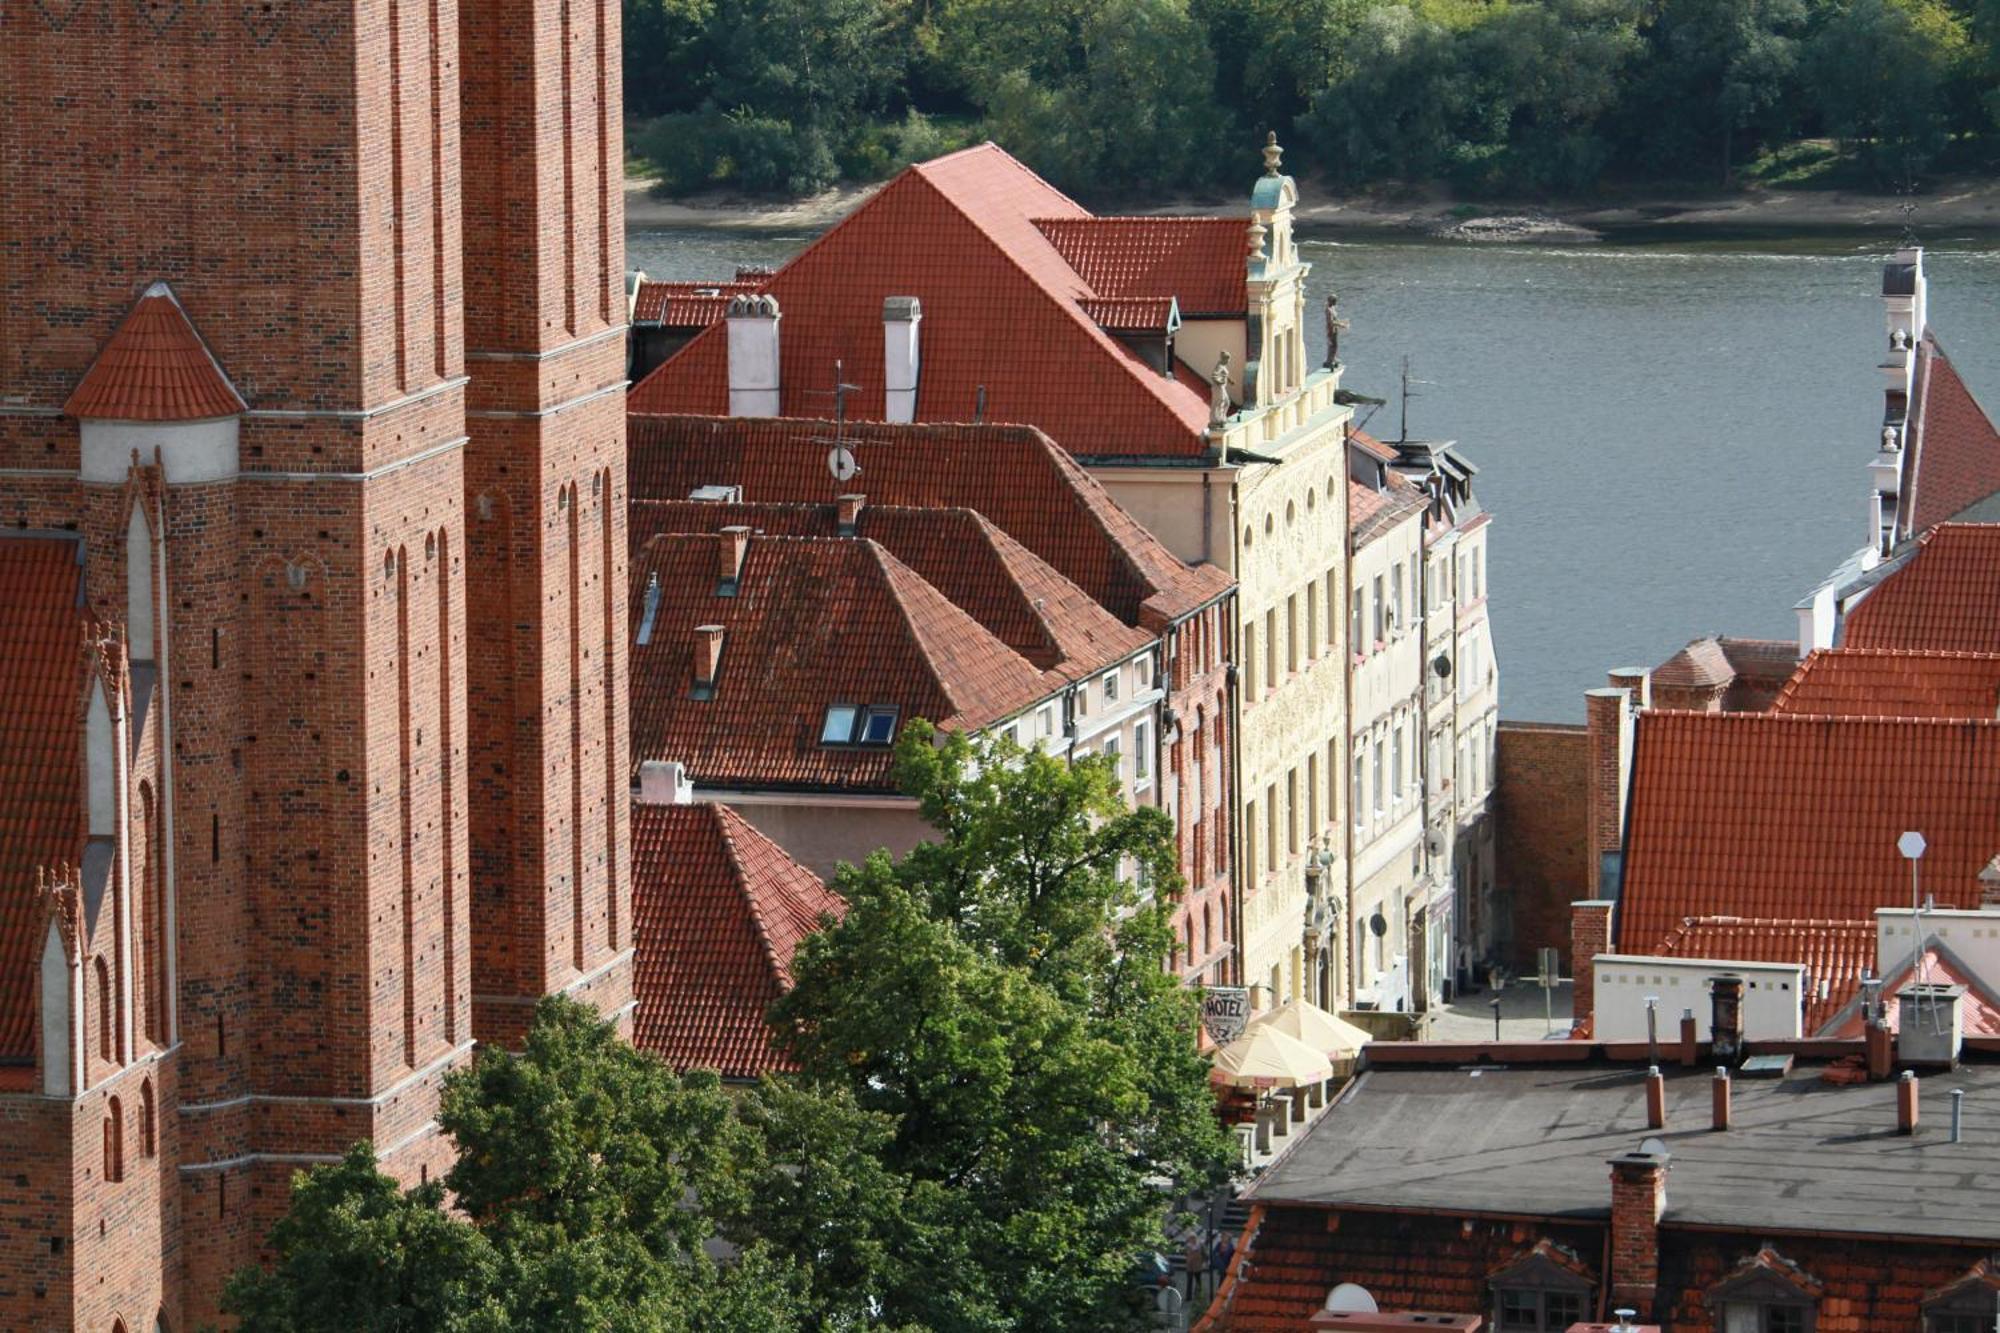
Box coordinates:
[1210,1023,1334,1090]
[1246,997,1374,1059]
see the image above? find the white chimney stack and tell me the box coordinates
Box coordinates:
[636,759,694,805]
[726,294,781,417]
[883,296,921,423]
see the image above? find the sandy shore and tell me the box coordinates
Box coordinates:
[624,172,2000,239]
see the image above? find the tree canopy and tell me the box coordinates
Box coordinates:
[625,0,2000,198]
[226,725,1228,1332]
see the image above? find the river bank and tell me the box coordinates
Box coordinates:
[625,172,2000,242]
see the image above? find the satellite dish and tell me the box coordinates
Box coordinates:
[1369,910,1388,938]
[1898,830,1927,860]
[828,447,858,482]
[1639,1136,1669,1158]
[1432,654,1452,679]
[1325,1283,1379,1314]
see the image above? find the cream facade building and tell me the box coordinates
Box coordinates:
[1094,146,1355,1011]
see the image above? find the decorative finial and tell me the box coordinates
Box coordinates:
[1883,424,1900,453]
[1246,218,1268,264]
[1262,131,1283,177]
[1209,352,1233,429]
[1891,327,1910,352]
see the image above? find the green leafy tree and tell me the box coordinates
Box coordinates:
[1621,0,1808,182]
[622,0,715,119]
[224,998,810,1333]
[771,724,1232,1331]
[1802,0,1972,179]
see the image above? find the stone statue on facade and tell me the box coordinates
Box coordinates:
[1209,352,1232,428]
[1324,292,1349,369]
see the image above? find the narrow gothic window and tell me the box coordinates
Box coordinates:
[103,1097,124,1182]
[94,956,113,1062]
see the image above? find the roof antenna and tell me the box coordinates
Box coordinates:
[975,384,987,423]
[1398,355,1431,444]
[806,359,863,493]
[1897,165,1920,248]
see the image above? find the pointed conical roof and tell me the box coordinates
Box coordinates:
[64,282,245,422]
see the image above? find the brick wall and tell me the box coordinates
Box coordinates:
[1493,721,1588,970]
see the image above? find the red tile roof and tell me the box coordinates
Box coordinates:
[632,279,762,326]
[629,531,1055,791]
[1348,473,1426,549]
[626,415,1231,625]
[1824,945,2000,1039]
[1076,295,1178,331]
[630,499,1151,674]
[1032,217,1247,315]
[1617,711,2000,960]
[1844,523,2000,653]
[0,536,86,1061]
[64,282,246,421]
[1651,636,1798,693]
[1653,916,1876,1033]
[1907,335,2000,534]
[628,144,1243,457]
[1348,428,1398,464]
[1770,648,2000,719]
[630,802,844,1078]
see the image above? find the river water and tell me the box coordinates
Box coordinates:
[628,225,2000,723]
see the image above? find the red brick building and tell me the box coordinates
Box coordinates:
[0,0,627,1322]
[1200,1042,2000,1332]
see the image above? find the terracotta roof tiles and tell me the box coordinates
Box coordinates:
[1907,335,2000,534]
[626,414,1231,625]
[1653,916,1877,1033]
[1770,648,2000,719]
[630,802,844,1078]
[1032,216,1247,315]
[628,144,1242,457]
[64,282,246,422]
[1617,711,2000,959]
[1844,523,2000,653]
[632,279,761,326]
[630,499,1151,674]
[629,531,1055,792]
[1824,945,2000,1039]
[0,536,86,1061]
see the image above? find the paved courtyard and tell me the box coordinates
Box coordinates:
[1426,978,1574,1043]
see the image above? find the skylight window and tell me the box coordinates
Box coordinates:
[821,704,899,747]
[635,573,662,646]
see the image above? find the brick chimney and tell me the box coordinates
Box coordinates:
[691,624,724,698]
[883,296,922,423]
[1607,1144,1669,1317]
[1644,1066,1665,1129]
[725,293,781,417]
[1678,1009,1699,1067]
[1607,667,1651,710]
[1897,1069,1920,1134]
[716,526,750,595]
[1712,1066,1731,1131]
[1585,687,1633,899]
[837,493,865,536]
[1570,899,1613,1034]
[1709,974,1745,1066]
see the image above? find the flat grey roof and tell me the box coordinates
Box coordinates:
[1249,1061,2000,1243]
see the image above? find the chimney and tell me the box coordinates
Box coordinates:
[1979,854,2000,909]
[1866,1015,1894,1082]
[1644,1066,1665,1130]
[837,493,865,536]
[1678,1009,1699,1067]
[1897,1069,1920,1134]
[1709,975,1744,1066]
[1606,667,1651,711]
[1585,687,1633,899]
[1895,983,1965,1067]
[725,294,781,417]
[635,759,694,805]
[1711,1066,1731,1131]
[883,296,922,423]
[1570,899,1613,1035]
[1607,1143,1669,1317]
[691,624,724,698]
[716,526,750,595]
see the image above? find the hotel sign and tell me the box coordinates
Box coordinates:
[1201,987,1251,1045]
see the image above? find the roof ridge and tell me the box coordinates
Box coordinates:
[864,539,1041,725]
[64,281,247,421]
[711,804,797,984]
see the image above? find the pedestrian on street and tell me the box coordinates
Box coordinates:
[1185,1231,1208,1302]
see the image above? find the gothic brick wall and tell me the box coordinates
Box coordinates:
[1494,721,1589,971]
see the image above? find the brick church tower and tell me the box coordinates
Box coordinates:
[0,0,625,1325]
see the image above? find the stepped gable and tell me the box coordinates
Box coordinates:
[1770,648,2000,719]
[1033,217,1246,315]
[1845,523,2000,653]
[628,143,1235,457]
[1615,711,2000,958]
[63,282,246,422]
[626,414,1230,624]
[0,536,87,1063]
[1654,917,1876,1034]
[630,802,844,1079]
[629,530,1052,792]
[1907,336,2000,534]
[631,498,1150,673]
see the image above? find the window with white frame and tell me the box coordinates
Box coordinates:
[1352,751,1366,828]
[1350,589,1364,656]
[1133,721,1151,784]
[821,704,898,746]
[1243,622,1258,701]
[1036,703,1055,739]
[1706,1251,1819,1333]
[1102,734,1120,778]
[1102,670,1119,705]
[1391,562,1405,633]
[1391,723,1404,802]
[1371,741,1384,815]
[1371,574,1385,642]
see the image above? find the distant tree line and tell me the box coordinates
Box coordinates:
[624,0,2000,199]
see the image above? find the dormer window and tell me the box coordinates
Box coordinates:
[1487,1241,1594,1333]
[822,704,898,747]
[1707,1248,1820,1333]
[1921,1264,1997,1333]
